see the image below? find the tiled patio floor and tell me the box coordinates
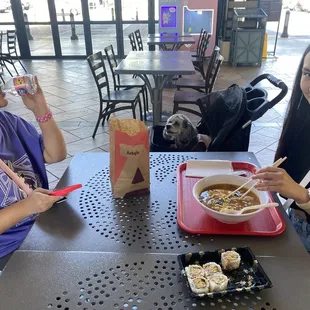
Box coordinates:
[1,54,301,189]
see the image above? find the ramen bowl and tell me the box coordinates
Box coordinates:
[192,175,270,224]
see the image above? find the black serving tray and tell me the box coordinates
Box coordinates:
[178,247,272,298]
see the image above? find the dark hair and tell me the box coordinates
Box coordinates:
[275,44,310,161]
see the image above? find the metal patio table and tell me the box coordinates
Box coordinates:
[115,51,195,125]
[147,34,195,51]
[0,152,309,310]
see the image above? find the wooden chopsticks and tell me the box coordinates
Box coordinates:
[225,157,287,199]
[0,159,33,196]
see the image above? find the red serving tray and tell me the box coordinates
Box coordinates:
[177,162,286,236]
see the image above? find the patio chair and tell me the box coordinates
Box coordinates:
[0,30,27,76]
[0,66,5,84]
[134,29,143,51]
[0,32,12,77]
[191,28,205,58]
[87,51,142,138]
[104,44,149,120]
[128,32,137,51]
[173,51,224,117]
[192,33,211,79]
[176,46,220,93]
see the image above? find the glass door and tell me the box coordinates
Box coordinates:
[22,0,55,56]
[54,0,86,56]
[0,1,21,56]
[121,0,149,55]
[89,0,118,55]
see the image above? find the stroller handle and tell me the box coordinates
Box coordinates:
[249,73,287,91]
[243,74,288,129]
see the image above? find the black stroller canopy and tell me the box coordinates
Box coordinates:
[197,84,247,151]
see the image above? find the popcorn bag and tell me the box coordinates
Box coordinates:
[109,118,150,198]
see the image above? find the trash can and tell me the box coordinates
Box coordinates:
[230,8,268,67]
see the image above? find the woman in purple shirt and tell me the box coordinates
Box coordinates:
[0,77,66,268]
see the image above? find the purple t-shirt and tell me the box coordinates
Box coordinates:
[0,111,48,258]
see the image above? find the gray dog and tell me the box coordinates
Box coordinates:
[163,114,200,149]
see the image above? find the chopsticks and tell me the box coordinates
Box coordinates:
[0,159,33,196]
[225,157,287,199]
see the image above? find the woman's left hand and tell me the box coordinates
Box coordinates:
[252,167,309,204]
[21,76,49,116]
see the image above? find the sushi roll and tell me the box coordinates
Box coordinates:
[185,265,204,279]
[203,262,223,277]
[209,273,229,292]
[189,276,210,294]
[221,250,241,271]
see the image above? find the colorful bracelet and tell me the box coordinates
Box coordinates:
[36,109,53,123]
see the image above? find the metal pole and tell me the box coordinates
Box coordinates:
[136,8,138,21]
[23,13,33,40]
[273,19,281,56]
[111,8,115,21]
[70,12,78,40]
[281,10,290,38]
[61,8,65,21]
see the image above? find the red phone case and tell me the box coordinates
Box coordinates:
[50,184,82,197]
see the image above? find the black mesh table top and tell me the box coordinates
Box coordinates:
[20,152,308,257]
[1,152,309,310]
[0,251,309,310]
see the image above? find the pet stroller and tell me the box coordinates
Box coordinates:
[150,74,288,152]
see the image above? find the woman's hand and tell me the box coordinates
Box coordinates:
[25,188,62,214]
[0,90,8,108]
[0,188,62,234]
[252,167,309,204]
[21,76,49,117]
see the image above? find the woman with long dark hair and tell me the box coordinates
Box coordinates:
[253,44,310,251]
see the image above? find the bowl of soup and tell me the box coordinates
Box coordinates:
[192,175,270,224]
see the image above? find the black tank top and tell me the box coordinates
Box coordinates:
[279,98,310,221]
[279,99,310,183]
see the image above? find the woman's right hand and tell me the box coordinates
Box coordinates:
[25,188,62,214]
[252,167,309,204]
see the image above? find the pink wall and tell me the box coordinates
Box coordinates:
[180,0,218,56]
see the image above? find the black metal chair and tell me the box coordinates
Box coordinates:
[0,30,27,76]
[128,32,137,51]
[191,28,205,58]
[173,50,224,117]
[192,33,211,79]
[0,32,11,78]
[0,67,5,84]
[176,46,220,93]
[134,29,143,51]
[104,44,149,120]
[87,51,142,138]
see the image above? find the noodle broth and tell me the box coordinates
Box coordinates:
[199,184,260,214]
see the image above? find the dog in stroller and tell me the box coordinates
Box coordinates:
[163,114,212,150]
[151,74,288,152]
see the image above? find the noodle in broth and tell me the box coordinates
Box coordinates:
[199,184,260,214]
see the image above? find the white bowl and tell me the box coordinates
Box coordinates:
[192,174,270,224]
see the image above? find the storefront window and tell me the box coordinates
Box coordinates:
[121,0,148,21]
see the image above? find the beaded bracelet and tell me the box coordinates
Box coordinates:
[36,109,53,123]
